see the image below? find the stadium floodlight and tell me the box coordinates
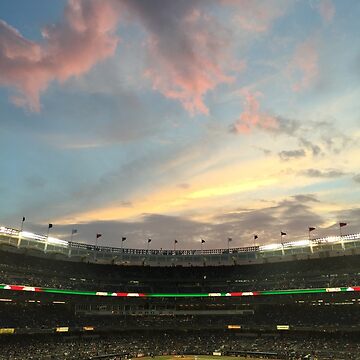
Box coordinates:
[283,240,311,248]
[47,237,68,246]
[21,231,46,241]
[259,243,282,251]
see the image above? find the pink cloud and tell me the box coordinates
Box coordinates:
[222,0,291,33]
[317,0,335,23]
[232,90,278,133]
[139,8,238,115]
[0,0,120,111]
[289,38,319,92]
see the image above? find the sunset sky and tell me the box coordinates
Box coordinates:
[0,0,359,249]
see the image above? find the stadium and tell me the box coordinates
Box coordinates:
[1,226,360,359]
[1,0,359,358]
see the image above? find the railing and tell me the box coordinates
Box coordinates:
[68,241,260,255]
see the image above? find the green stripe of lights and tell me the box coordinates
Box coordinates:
[261,288,326,295]
[149,293,208,298]
[42,288,98,296]
[0,285,353,297]
[261,287,348,296]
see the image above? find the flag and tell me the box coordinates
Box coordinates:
[340,222,347,227]
[148,238,152,243]
[96,233,102,239]
[281,231,286,236]
[22,217,25,222]
[254,235,258,240]
[228,237,232,242]
[201,239,205,243]
[48,223,53,229]
[174,239,178,244]
[122,237,126,242]
[72,229,77,235]
[309,227,315,232]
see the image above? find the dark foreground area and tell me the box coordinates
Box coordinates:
[0,331,359,360]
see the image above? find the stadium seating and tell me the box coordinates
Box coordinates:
[1,247,360,359]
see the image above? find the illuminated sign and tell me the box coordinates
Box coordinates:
[227,325,241,329]
[277,325,290,330]
[83,326,94,331]
[56,327,69,332]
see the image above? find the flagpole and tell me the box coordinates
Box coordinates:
[69,229,76,258]
[45,226,49,253]
[17,230,22,249]
[45,224,52,253]
[95,234,97,262]
[68,239,72,258]
[120,237,126,263]
[280,232,285,256]
[339,222,347,250]
[95,233,102,248]
[18,217,25,248]
[20,217,25,232]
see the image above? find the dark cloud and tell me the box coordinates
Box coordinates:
[177,183,191,189]
[278,149,306,161]
[292,194,320,203]
[272,116,302,137]
[27,194,347,250]
[314,120,354,154]
[301,168,346,178]
[353,174,360,184]
[326,208,360,235]
[254,147,272,155]
[298,137,322,156]
[40,214,210,250]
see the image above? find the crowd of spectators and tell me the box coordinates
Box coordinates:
[1,302,360,330]
[0,331,359,360]
[1,250,360,293]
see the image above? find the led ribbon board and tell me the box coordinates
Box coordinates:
[0,284,360,297]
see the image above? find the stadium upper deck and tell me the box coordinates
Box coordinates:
[1,225,360,267]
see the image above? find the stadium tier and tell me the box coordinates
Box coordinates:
[1,225,360,267]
